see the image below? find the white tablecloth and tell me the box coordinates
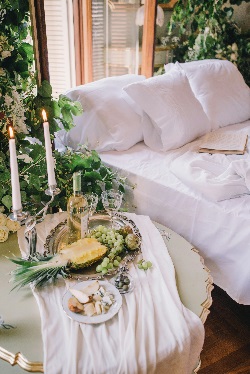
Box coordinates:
[18,213,204,374]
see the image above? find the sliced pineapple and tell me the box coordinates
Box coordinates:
[59,238,108,270]
[10,238,108,289]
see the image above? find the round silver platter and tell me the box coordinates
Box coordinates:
[44,212,142,281]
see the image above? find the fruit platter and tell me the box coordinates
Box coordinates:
[52,213,141,280]
[10,213,142,289]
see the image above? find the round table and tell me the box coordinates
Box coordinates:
[0,220,213,373]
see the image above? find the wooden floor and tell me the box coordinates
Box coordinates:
[200,286,250,374]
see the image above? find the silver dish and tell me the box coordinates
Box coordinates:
[44,212,141,281]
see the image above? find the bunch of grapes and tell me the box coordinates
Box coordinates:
[87,225,125,274]
[137,259,152,271]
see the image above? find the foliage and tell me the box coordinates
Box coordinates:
[0,1,125,215]
[0,144,125,214]
[168,0,250,86]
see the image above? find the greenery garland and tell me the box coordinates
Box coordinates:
[168,0,250,86]
[0,1,125,216]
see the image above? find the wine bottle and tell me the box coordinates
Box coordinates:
[67,171,88,244]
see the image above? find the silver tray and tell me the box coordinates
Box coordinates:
[44,213,142,281]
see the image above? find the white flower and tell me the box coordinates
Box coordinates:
[1,50,11,59]
[231,43,238,51]
[4,94,13,105]
[0,213,7,226]
[17,154,33,163]
[6,218,21,232]
[171,36,180,43]
[0,226,9,242]
[231,53,237,61]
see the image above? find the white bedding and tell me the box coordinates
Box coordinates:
[100,120,250,305]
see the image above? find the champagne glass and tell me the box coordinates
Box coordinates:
[101,189,123,227]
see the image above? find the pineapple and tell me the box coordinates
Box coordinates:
[10,238,108,289]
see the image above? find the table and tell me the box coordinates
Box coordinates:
[0,220,213,373]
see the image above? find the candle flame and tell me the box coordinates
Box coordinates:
[42,109,47,122]
[9,126,14,139]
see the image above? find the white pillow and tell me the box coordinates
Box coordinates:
[123,66,211,152]
[164,59,219,74]
[61,74,146,152]
[175,60,250,129]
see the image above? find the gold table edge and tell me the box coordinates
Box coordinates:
[0,346,43,372]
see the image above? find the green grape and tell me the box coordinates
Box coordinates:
[113,259,120,267]
[102,268,108,275]
[142,262,148,270]
[107,263,113,269]
[108,253,115,260]
[138,263,143,269]
[116,256,121,262]
[147,261,152,268]
[96,264,102,272]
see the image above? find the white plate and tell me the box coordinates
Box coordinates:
[62,280,122,324]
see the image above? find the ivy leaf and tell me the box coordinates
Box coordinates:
[99,167,108,178]
[52,101,61,117]
[20,190,27,203]
[0,170,10,182]
[38,80,52,98]
[2,195,12,210]
[70,154,92,171]
[71,101,83,116]
[61,107,73,126]
[29,174,41,190]
[84,171,102,181]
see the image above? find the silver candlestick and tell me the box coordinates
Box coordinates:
[9,185,61,258]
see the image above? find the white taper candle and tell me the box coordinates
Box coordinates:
[42,110,56,187]
[9,127,22,211]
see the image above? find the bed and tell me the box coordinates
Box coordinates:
[56,59,250,305]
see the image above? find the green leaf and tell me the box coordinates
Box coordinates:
[70,154,92,170]
[38,80,52,98]
[0,170,10,182]
[2,195,12,209]
[84,171,102,181]
[29,174,41,190]
[61,107,73,125]
[52,101,61,117]
[71,101,83,116]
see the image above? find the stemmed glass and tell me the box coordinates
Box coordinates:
[84,193,98,217]
[101,189,123,227]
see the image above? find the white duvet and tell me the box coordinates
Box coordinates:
[169,151,250,202]
[100,120,250,304]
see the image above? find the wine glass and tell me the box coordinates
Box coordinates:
[101,189,123,227]
[84,193,98,217]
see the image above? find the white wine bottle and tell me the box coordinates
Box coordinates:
[67,171,88,244]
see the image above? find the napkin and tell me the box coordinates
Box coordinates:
[19,213,205,374]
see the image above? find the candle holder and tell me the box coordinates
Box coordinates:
[9,185,61,259]
[9,209,29,224]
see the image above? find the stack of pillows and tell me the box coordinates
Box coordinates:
[58,59,250,153]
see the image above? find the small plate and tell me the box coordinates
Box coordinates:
[110,273,134,294]
[62,280,122,324]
